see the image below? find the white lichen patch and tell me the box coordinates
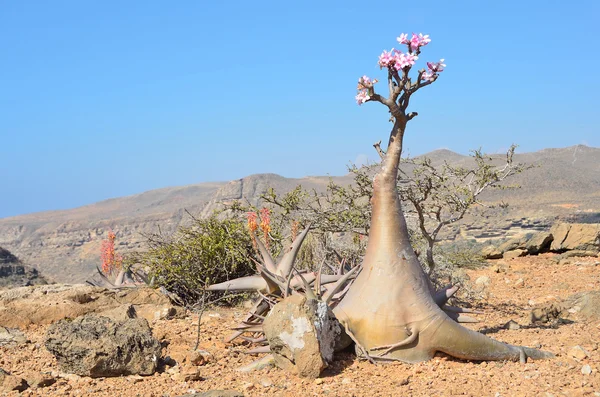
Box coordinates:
[279,315,311,351]
[313,300,340,362]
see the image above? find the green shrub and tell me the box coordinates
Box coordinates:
[131,213,255,306]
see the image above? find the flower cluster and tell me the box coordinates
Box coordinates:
[247,208,272,250]
[100,229,123,275]
[355,75,378,105]
[357,75,377,90]
[421,59,446,82]
[355,33,445,106]
[397,33,431,52]
[378,49,418,70]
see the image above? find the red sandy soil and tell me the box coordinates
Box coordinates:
[2,253,600,397]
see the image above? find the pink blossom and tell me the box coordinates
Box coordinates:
[392,50,418,70]
[378,50,394,68]
[421,71,435,82]
[397,33,409,44]
[357,75,378,90]
[427,59,446,73]
[409,33,431,52]
[355,90,370,105]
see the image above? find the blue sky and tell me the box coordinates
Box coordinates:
[1,0,598,218]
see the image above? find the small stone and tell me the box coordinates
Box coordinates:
[503,320,521,330]
[515,278,525,287]
[568,345,589,361]
[314,378,324,385]
[259,377,273,388]
[341,378,351,385]
[187,350,212,366]
[582,365,593,375]
[242,382,255,391]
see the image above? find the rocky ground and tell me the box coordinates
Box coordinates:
[2,253,600,397]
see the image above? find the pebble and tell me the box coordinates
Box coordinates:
[568,345,589,361]
[582,365,592,375]
[260,377,273,388]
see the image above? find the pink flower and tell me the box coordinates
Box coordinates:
[392,50,418,70]
[409,33,431,52]
[418,33,431,46]
[357,75,378,90]
[355,90,370,105]
[427,59,446,73]
[421,71,435,82]
[378,50,394,68]
[397,33,409,44]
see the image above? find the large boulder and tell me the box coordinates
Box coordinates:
[44,306,162,377]
[550,223,600,252]
[263,294,341,379]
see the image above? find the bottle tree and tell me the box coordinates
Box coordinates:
[208,33,553,364]
[333,33,550,362]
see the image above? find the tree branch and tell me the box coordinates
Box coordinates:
[373,140,385,160]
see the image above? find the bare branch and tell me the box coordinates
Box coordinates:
[373,140,385,160]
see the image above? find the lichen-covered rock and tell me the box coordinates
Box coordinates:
[263,294,341,378]
[44,307,162,377]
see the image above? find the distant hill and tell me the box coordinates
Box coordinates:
[0,145,598,283]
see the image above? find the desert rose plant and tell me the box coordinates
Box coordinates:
[209,33,552,364]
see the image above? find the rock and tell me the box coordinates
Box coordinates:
[525,232,554,254]
[475,276,491,287]
[559,291,600,320]
[0,284,174,328]
[498,236,527,254]
[481,245,503,260]
[503,249,528,260]
[550,223,600,252]
[188,349,212,366]
[236,354,276,373]
[0,246,50,289]
[582,365,593,375]
[99,304,138,322]
[263,294,341,379]
[154,306,179,320]
[0,368,29,392]
[0,326,27,347]
[44,308,162,377]
[557,250,599,260]
[179,391,244,397]
[503,320,521,330]
[515,278,525,287]
[530,304,564,324]
[22,371,56,389]
[259,377,273,387]
[568,345,590,361]
[172,366,203,382]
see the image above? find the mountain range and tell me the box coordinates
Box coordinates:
[0,145,598,284]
